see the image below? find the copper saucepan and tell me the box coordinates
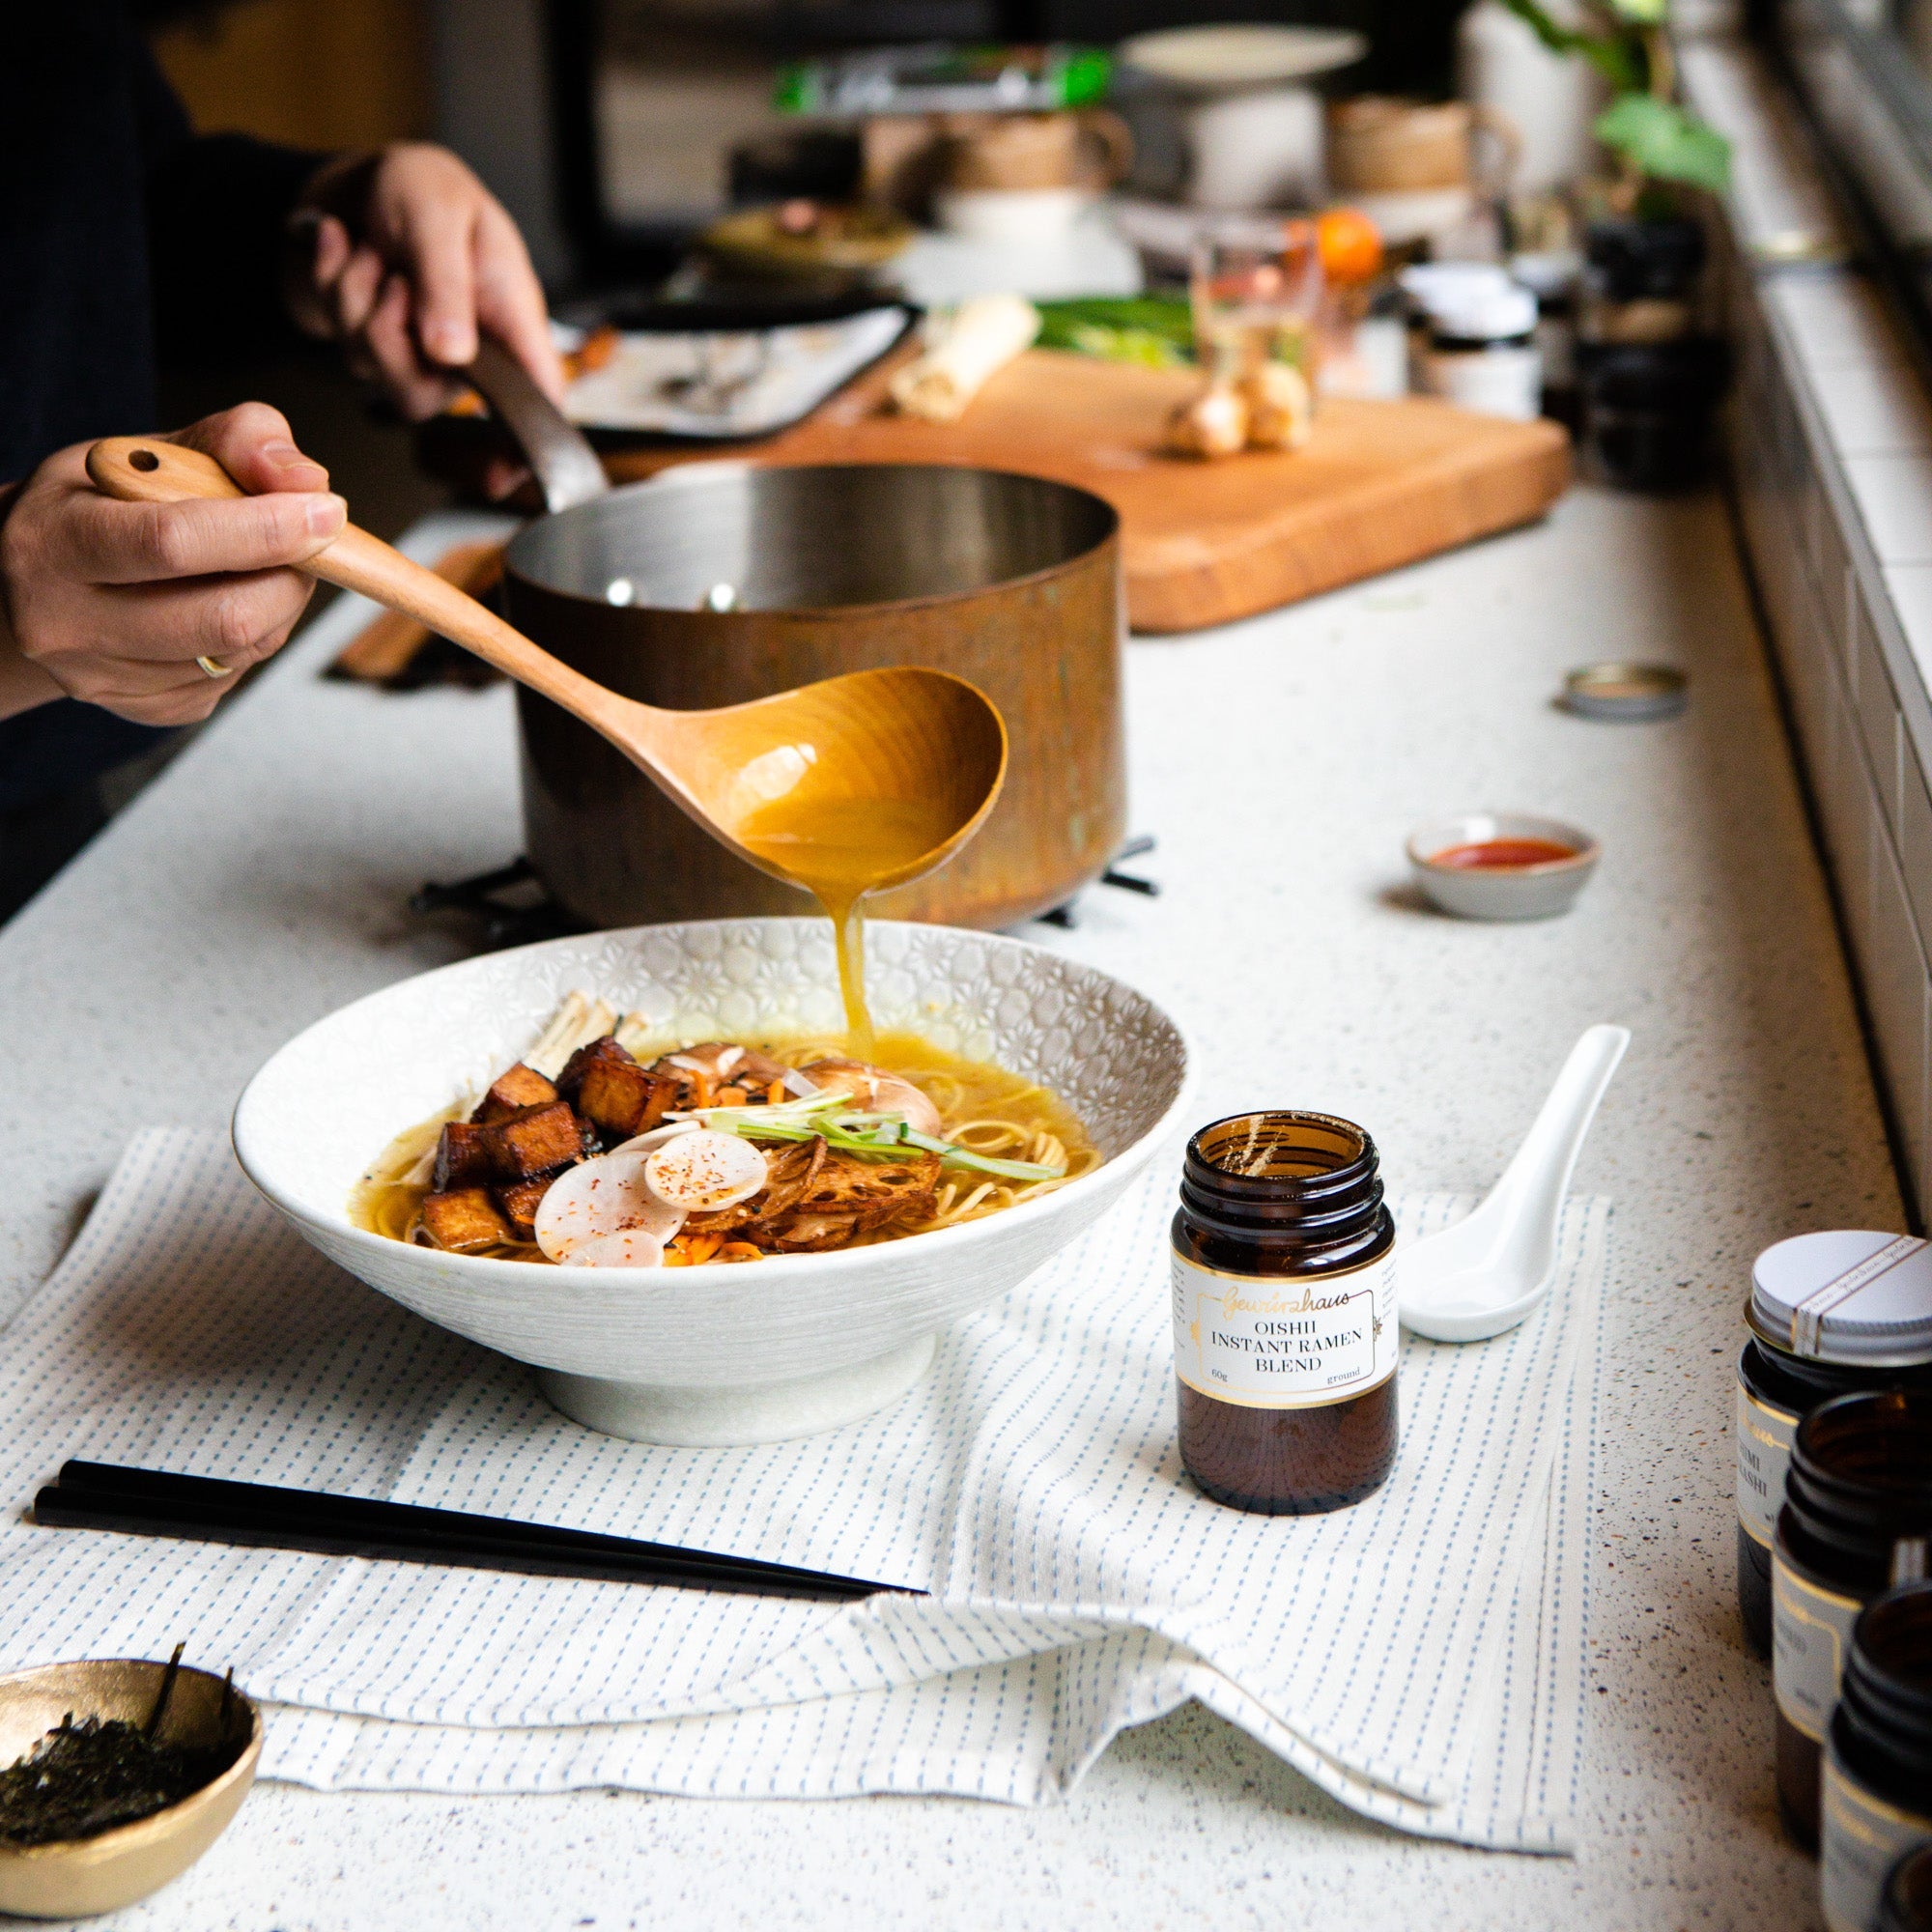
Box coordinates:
[468,344,1127,931]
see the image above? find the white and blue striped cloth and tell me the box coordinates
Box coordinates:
[0,1128,1605,1851]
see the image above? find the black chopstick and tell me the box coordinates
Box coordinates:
[35,1460,921,1603]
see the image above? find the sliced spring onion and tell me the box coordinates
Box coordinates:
[895,1126,1065,1182]
[667,1101,1065,1182]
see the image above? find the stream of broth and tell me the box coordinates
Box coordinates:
[734,794,961,1054]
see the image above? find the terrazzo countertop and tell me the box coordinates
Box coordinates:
[0,485,1892,1929]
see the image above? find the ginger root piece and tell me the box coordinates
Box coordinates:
[1241,360,1314,451]
[1165,384,1249,459]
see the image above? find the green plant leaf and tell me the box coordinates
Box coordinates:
[1594,93,1733,191]
[1495,0,1645,90]
[1605,0,1668,23]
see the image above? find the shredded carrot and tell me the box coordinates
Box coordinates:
[717,1241,764,1263]
[681,1233,724,1265]
[713,1088,747,1106]
[765,1078,787,1104]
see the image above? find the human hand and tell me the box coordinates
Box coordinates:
[289,143,565,424]
[0,405,343,727]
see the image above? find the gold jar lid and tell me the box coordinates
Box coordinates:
[1562,661,1688,722]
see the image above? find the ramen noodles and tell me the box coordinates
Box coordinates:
[351,993,1098,1268]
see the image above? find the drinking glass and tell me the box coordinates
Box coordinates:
[1189,221,1324,383]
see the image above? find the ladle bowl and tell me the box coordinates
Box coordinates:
[83,439,1008,902]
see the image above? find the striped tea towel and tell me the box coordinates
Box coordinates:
[0,1128,1605,1851]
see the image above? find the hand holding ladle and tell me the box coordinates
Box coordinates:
[83,437,1008,908]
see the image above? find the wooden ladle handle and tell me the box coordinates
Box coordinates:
[83,437,622,730]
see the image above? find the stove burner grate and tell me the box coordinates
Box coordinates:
[412,838,1159,953]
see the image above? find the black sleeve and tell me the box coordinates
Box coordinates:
[134,41,329,362]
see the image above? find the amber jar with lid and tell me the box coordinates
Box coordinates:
[1739,1233,1932,1657]
[1774,1389,1932,1849]
[1878,1847,1932,1932]
[1170,1110,1398,1515]
[1822,1584,1932,1931]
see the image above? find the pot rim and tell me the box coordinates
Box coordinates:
[502,461,1122,621]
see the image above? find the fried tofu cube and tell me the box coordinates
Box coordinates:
[420,1187,514,1253]
[556,1035,631,1099]
[558,1034,673,1141]
[493,1175,556,1241]
[576,1056,670,1141]
[471,1062,560,1124]
[433,1120,492,1190]
[477,1100,585,1179]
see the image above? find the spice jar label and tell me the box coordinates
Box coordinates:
[1821,1751,1932,1932]
[1773,1554,1863,1741]
[1736,1379,1799,1551]
[1170,1250,1396,1409]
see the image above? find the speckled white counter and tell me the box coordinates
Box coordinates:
[0,485,1892,1929]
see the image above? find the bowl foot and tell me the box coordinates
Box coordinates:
[534,1334,938,1445]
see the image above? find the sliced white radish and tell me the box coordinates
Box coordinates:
[800,1060,942,1138]
[568,1226,668,1269]
[534,1148,685,1265]
[612,1121,700,1155]
[642,1129,768,1212]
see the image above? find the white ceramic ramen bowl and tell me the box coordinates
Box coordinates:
[233,919,1192,1446]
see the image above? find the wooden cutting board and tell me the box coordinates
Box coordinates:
[601,350,1572,634]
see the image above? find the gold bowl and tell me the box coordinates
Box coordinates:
[0,1659,262,1920]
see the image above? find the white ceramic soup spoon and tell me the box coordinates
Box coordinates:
[1398,1023,1630,1343]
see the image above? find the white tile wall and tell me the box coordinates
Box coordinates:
[1899,748,1932,962]
[1700,41,1932,1220]
[1842,453,1932,564]
[1854,585,1904,828]
[1809,359,1932,454]
[1735,284,1932,1219]
[1868,825,1932,1189]
[1884,562,1932,712]
[1833,674,1879,972]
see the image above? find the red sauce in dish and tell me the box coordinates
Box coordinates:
[1431,838,1578,870]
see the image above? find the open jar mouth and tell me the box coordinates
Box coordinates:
[1785,1390,1932,1569]
[1179,1110,1388,1245]
[1190,1110,1371,1187]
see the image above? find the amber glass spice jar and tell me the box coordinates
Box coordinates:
[1171,1111,1398,1515]
[1878,1846,1932,1932]
[1738,1232,1932,1655]
[1822,1583,1932,1932]
[1774,1388,1932,1849]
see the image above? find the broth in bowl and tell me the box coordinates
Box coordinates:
[352,993,1098,1269]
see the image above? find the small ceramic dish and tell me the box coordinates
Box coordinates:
[0,1659,262,1920]
[1406,811,1601,922]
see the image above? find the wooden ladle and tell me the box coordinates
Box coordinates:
[85,439,1009,903]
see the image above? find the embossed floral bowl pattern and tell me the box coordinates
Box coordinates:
[233,920,1192,1442]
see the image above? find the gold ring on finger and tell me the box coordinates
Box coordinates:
[195,655,233,680]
